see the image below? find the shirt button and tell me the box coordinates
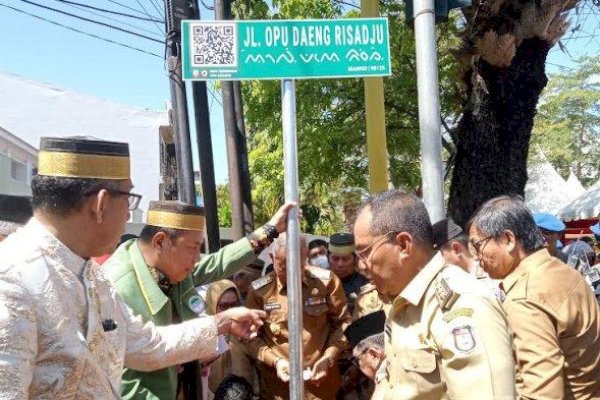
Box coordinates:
[411,360,418,368]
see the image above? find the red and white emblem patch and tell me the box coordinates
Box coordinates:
[452,325,476,353]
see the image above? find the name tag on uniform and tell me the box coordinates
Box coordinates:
[305,297,326,306]
[264,303,281,311]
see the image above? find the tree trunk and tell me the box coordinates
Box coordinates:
[448,38,552,227]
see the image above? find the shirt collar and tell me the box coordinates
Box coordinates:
[26,217,89,277]
[130,240,169,315]
[501,249,552,294]
[399,252,446,306]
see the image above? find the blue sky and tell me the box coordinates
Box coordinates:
[0,0,598,186]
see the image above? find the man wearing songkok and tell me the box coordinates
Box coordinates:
[329,232,369,315]
[533,212,569,263]
[0,136,265,399]
[353,190,515,400]
[432,218,503,301]
[344,311,386,400]
[246,234,352,400]
[469,195,600,399]
[0,194,32,242]
[104,199,293,399]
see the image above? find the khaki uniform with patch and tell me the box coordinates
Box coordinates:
[245,266,352,400]
[380,253,516,400]
[352,283,391,320]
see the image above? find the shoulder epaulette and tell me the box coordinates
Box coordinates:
[434,277,460,311]
[251,274,273,290]
[359,283,376,294]
[307,267,331,280]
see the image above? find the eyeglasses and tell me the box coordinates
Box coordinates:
[351,348,369,367]
[468,236,494,255]
[86,189,142,211]
[108,189,142,211]
[216,300,241,311]
[356,231,399,266]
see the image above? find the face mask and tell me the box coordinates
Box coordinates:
[310,254,329,269]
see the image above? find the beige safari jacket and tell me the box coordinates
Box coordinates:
[381,253,516,400]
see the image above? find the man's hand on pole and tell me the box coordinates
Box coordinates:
[268,202,302,233]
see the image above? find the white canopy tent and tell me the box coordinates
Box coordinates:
[524,157,581,214]
[557,178,600,222]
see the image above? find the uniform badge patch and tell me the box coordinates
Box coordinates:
[264,303,281,311]
[443,307,474,323]
[452,325,476,353]
[188,295,206,315]
[251,275,273,290]
[305,297,326,306]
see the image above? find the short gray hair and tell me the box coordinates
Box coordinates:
[468,195,545,254]
[353,333,385,357]
[359,190,433,246]
[272,233,307,253]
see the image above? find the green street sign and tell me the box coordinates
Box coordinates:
[182,18,391,81]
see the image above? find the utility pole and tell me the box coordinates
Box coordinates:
[165,0,196,205]
[233,80,254,234]
[215,0,254,239]
[164,3,203,399]
[190,0,221,252]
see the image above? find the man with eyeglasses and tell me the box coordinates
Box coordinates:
[0,137,266,399]
[353,190,516,400]
[103,200,295,399]
[468,195,600,399]
[344,311,387,400]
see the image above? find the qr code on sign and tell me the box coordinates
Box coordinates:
[192,23,237,67]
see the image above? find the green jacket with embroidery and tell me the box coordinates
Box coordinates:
[104,238,256,400]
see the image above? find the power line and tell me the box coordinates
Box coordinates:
[52,0,163,23]
[106,0,153,17]
[58,0,165,38]
[135,0,163,35]
[147,0,165,19]
[0,2,162,58]
[17,0,164,43]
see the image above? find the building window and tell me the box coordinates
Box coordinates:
[11,160,27,183]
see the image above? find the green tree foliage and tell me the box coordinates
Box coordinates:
[230,0,461,234]
[530,56,600,187]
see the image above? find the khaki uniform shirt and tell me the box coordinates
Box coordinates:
[502,249,600,400]
[381,253,516,400]
[0,219,219,400]
[352,283,391,320]
[246,266,352,400]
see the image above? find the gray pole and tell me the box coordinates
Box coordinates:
[167,38,196,205]
[413,0,445,223]
[281,79,303,400]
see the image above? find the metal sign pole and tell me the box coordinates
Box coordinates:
[281,78,304,400]
[414,0,445,223]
